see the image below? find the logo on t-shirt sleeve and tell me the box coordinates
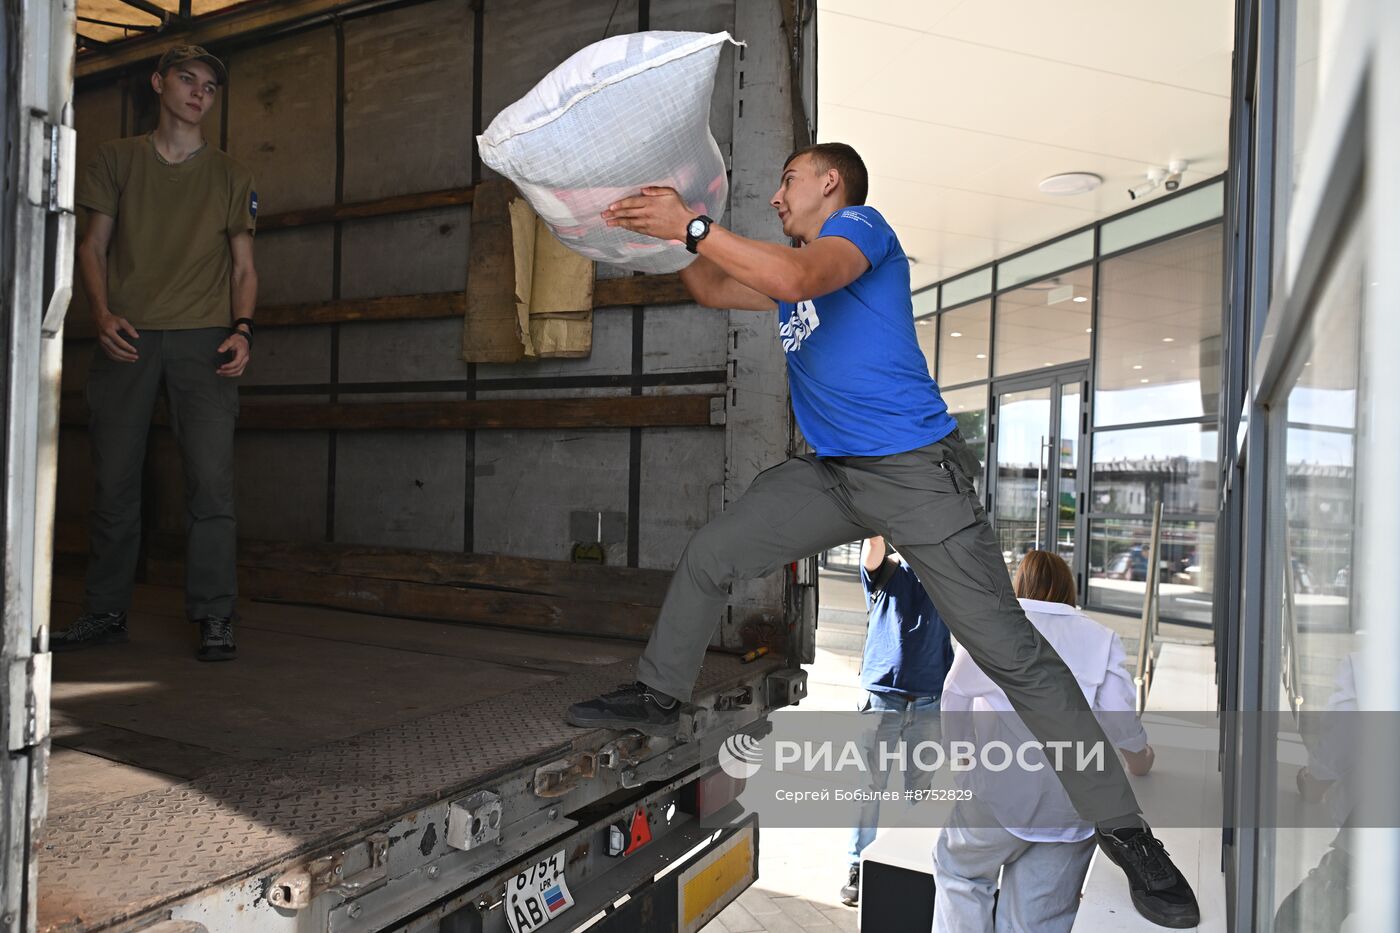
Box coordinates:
[779,299,821,353]
[249,191,258,219]
[838,208,873,228]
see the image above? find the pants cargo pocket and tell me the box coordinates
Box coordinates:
[886,489,980,547]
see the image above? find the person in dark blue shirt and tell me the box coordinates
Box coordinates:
[566,142,1198,928]
[841,534,954,906]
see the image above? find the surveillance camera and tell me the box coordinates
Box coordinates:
[1164,160,1188,192]
[1128,168,1167,201]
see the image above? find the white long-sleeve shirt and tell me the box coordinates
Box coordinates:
[940,597,1148,843]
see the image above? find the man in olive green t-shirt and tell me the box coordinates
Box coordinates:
[54,45,258,662]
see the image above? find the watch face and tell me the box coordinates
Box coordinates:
[688,219,706,238]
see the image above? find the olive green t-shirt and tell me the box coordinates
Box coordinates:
[75,135,257,330]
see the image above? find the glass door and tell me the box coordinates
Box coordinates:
[989,368,1088,593]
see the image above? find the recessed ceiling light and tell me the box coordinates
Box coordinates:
[975,353,987,359]
[1085,327,1093,333]
[1140,378,1150,384]
[1043,362,1053,367]
[1132,364,1143,370]
[1162,337,1175,343]
[1072,296,1088,303]
[1039,172,1103,196]
[950,331,963,337]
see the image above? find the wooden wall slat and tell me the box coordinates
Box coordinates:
[258,186,476,231]
[63,275,690,338]
[60,394,722,432]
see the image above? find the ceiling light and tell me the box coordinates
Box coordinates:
[1085,327,1093,333]
[950,331,963,337]
[1162,337,1175,343]
[1140,378,1150,384]
[1043,362,1053,367]
[975,353,987,359]
[1039,172,1103,196]
[1132,364,1143,370]
[1073,296,1088,303]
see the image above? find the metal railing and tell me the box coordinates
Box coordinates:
[1134,500,1164,713]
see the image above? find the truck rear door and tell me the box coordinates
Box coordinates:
[2,2,76,931]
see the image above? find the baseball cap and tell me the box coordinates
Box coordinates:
[156,45,228,86]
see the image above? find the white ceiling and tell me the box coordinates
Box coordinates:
[817,0,1235,291]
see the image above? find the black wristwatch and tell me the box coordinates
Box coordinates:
[231,316,255,347]
[685,215,713,254]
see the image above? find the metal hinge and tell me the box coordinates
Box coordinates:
[7,654,51,752]
[28,111,77,336]
[28,112,75,213]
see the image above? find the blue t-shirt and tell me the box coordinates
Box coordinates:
[777,206,958,457]
[859,558,955,698]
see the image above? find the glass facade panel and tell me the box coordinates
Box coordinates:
[1264,220,1364,933]
[997,231,1094,290]
[938,300,990,387]
[994,386,1054,579]
[915,314,937,379]
[941,267,992,308]
[1057,382,1081,567]
[1099,180,1225,255]
[1091,424,1219,515]
[1087,517,1214,624]
[913,286,938,318]
[994,266,1093,376]
[942,384,988,491]
[1095,226,1224,426]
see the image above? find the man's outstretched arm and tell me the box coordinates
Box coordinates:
[605,187,868,306]
[678,254,777,311]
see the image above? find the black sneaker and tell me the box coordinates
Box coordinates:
[1273,844,1350,932]
[565,682,680,737]
[1095,823,1200,928]
[52,611,128,652]
[197,616,237,662]
[839,863,860,907]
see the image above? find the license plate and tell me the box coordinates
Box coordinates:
[505,849,575,933]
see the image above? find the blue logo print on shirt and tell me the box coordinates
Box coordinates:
[780,300,821,353]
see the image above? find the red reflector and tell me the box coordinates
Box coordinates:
[624,807,652,855]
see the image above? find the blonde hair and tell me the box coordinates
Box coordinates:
[1013,550,1078,607]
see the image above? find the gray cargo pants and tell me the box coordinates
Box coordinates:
[84,328,239,621]
[636,429,1141,824]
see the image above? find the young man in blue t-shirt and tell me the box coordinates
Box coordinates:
[840,534,954,907]
[566,143,1198,928]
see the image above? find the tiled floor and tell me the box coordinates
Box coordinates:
[708,566,1225,933]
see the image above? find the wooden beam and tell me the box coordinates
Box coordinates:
[76,0,370,80]
[233,539,672,608]
[258,187,476,232]
[256,291,466,327]
[61,394,724,432]
[63,275,692,340]
[593,273,692,308]
[239,565,659,640]
[52,523,672,641]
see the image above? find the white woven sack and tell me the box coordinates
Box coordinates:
[478,31,737,274]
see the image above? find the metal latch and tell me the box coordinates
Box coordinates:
[267,833,388,910]
[533,752,597,798]
[714,686,754,712]
[7,654,51,752]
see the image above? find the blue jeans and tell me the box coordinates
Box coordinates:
[847,690,943,864]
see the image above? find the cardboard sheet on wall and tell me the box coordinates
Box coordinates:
[463,180,594,362]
